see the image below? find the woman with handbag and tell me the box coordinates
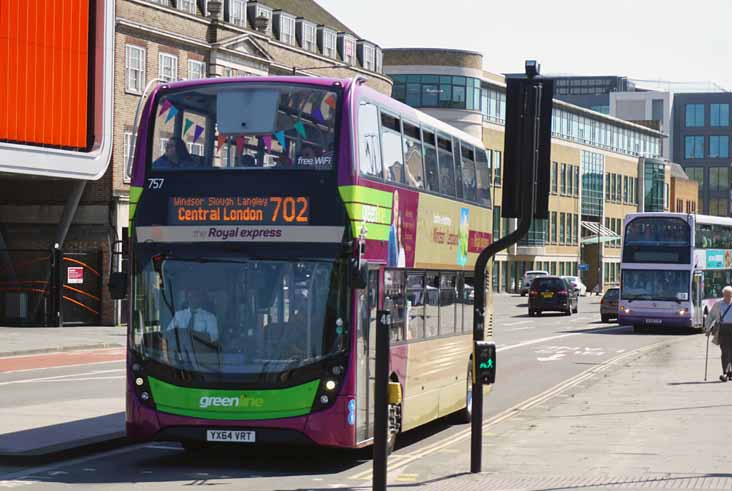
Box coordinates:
[705,285,732,382]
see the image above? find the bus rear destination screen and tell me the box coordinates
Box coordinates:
[169,196,310,225]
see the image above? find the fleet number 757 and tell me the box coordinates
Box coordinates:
[147,178,165,189]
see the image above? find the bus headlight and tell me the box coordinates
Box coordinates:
[325,380,337,391]
[620,306,630,314]
[678,308,689,316]
[135,377,145,387]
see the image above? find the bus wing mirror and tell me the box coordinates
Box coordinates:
[109,272,128,300]
[350,258,368,289]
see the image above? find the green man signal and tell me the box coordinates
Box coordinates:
[473,341,496,385]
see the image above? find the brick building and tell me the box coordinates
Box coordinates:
[0,0,390,326]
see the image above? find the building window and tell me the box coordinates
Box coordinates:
[685,104,705,127]
[710,198,728,217]
[560,163,567,194]
[573,166,580,196]
[158,53,178,82]
[652,99,664,121]
[177,0,196,14]
[375,47,383,74]
[123,132,137,181]
[278,15,295,45]
[493,151,502,186]
[322,29,336,58]
[342,37,356,65]
[623,175,629,203]
[362,45,375,71]
[709,136,729,158]
[187,60,205,80]
[125,45,146,94]
[300,21,316,52]
[493,206,501,239]
[685,136,704,159]
[581,151,604,217]
[551,162,558,193]
[684,166,705,207]
[559,213,566,244]
[711,104,729,127]
[551,211,557,243]
[228,0,247,26]
[709,167,729,192]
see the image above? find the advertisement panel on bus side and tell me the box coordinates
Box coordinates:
[340,182,492,270]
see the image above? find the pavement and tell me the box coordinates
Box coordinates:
[409,330,732,490]
[0,326,125,358]
[0,325,126,462]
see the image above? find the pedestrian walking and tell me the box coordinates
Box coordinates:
[704,285,732,382]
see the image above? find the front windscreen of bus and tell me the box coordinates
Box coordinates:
[622,217,691,264]
[130,255,348,379]
[621,269,690,302]
[150,84,339,171]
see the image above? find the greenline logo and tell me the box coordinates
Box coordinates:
[199,395,265,409]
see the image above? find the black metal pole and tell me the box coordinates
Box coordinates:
[471,79,542,474]
[373,310,390,490]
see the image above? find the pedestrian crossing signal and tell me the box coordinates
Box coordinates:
[473,341,496,385]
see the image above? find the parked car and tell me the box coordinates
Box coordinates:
[528,276,578,316]
[520,270,549,296]
[600,287,620,322]
[561,275,587,296]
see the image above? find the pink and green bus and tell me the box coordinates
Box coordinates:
[123,76,494,450]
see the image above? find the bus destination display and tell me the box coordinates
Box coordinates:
[169,196,309,225]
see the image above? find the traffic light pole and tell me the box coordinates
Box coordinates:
[470,213,532,473]
[471,73,545,474]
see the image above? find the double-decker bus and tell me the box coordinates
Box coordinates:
[619,212,732,331]
[121,76,494,450]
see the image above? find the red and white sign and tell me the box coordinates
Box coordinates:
[67,267,84,284]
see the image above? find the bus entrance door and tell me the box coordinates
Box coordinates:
[692,271,703,328]
[356,269,379,444]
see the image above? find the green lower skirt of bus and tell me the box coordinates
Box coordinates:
[148,377,320,420]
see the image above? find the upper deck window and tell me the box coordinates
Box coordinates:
[624,217,690,247]
[150,83,339,171]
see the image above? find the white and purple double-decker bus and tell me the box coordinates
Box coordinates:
[619,212,732,331]
[116,76,495,451]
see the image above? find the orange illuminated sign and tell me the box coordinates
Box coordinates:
[169,197,310,225]
[0,0,92,150]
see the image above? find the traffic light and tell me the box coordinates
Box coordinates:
[501,73,554,220]
[473,341,496,385]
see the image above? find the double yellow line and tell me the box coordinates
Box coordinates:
[350,338,675,481]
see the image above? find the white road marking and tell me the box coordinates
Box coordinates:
[497,325,628,353]
[537,354,565,362]
[503,320,532,327]
[506,326,535,332]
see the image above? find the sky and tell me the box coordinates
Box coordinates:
[316,0,732,91]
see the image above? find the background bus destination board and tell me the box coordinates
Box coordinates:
[169,196,310,225]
